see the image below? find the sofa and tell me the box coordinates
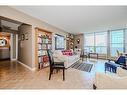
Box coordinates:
[53,49,80,68]
[94,67,127,89]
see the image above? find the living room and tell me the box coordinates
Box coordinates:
[0,6,127,91]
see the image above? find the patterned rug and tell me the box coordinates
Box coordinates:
[70,62,93,72]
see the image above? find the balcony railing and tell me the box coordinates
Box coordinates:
[84,46,107,54]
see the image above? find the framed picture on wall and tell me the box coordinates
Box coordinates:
[25,33,29,40]
[21,34,25,41]
[55,34,65,50]
[0,39,7,46]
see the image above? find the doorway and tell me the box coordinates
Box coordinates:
[0,16,33,70]
[0,32,11,60]
[0,16,21,61]
[0,32,18,61]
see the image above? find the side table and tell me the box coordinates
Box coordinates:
[88,52,98,59]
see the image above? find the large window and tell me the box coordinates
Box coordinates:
[84,32,107,54]
[95,32,107,54]
[84,33,94,52]
[55,34,65,50]
[84,29,126,57]
[110,30,124,57]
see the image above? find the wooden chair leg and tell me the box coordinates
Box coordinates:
[49,71,52,80]
[49,69,53,80]
[63,69,65,81]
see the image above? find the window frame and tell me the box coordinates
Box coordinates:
[55,34,65,50]
[109,29,125,57]
[84,31,107,54]
[84,28,126,58]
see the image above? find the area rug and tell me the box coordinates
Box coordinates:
[70,62,93,72]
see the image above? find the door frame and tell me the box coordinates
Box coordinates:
[10,33,18,61]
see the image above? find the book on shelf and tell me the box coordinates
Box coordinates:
[43,62,49,67]
[48,40,52,43]
[42,44,47,49]
[38,44,42,49]
[38,33,42,37]
[38,37,42,43]
[47,44,52,49]
[38,50,47,56]
[42,38,49,43]
[38,50,41,56]
[38,57,43,63]
[45,39,49,43]
[43,51,47,55]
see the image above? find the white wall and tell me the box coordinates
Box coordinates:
[18,24,33,68]
[0,6,68,69]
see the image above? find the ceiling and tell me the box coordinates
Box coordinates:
[12,6,127,34]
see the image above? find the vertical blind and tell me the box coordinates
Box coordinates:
[84,32,107,54]
[110,30,124,56]
[84,29,126,57]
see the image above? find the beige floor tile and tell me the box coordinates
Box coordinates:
[0,59,106,89]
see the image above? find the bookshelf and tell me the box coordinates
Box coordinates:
[66,33,74,50]
[35,27,52,70]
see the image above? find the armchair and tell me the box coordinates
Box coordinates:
[108,55,126,65]
[105,56,126,73]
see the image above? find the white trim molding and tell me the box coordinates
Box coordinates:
[11,59,17,61]
[10,33,13,60]
[17,61,36,71]
[16,34,18,60]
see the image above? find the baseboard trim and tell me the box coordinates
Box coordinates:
[11,59,17,61]
[17,61,36,71]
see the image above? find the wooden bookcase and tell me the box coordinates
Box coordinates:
[35,27,52,70]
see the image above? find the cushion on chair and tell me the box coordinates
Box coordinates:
[115,56,126,65]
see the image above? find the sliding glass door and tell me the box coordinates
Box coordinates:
[84,32,107,54]
[95,32,107,54]
[110,29,124,57]
[84,29,126,58]
[84,33,94,52]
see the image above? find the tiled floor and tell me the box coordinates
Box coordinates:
[0,59,106,89]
